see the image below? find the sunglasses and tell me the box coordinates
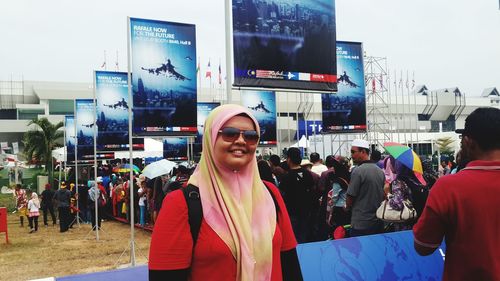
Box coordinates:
[218,127,259,144]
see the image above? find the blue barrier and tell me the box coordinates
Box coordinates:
[297,230,444,281]
[56,230,444,281]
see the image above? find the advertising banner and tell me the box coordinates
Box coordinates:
[95,71,144,151]
[232,0,337,91]
[65,115,76,163]
[75,99,95,161]
[322,41,367,133]
[129,17,197,136]
[240,90,277,145]
[163,137,188,161]
[194,102,220,158]
[296,120,322,140]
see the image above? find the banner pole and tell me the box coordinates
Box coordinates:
[74,101,80,227]
[93,74,99,241]
[127,17,137,267]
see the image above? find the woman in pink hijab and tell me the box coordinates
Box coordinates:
[149,104,302,281]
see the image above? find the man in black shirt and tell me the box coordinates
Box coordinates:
[40,183,56,226]
[279,147,315,243]
[53,182,72,232]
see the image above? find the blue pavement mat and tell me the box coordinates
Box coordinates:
[56,230,444,281]
[56,265,147,281]
[297,230,445,281]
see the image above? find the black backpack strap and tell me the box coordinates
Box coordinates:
[182,184,202,245]
[262,181,280,217]
[183,182,279,245]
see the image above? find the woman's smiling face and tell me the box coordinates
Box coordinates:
[213,115,258,171]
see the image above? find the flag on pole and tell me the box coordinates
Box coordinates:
[372,77,376,94]
[412,72,415,89]
[218,63,222,85]
[101,61,106,69]
[205,60,212,78]
[379,74,384,90]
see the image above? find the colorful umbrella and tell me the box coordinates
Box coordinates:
[112,163,141,174]
[383,142,423,174]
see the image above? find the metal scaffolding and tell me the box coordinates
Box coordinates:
[364,55,391,150]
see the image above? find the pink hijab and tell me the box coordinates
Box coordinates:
[188,104,276,281]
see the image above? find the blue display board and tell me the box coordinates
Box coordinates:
[322,41,367,133]
[95,71,144,151]
[240,90,277,145]
[232,0,337,92]
[296,120,322,140]
[163,137,188,161]
[194,102,220,158]
[75,99,95,161]
[297,230,444,281]
[65,115,75,163]
[129,17,197,136]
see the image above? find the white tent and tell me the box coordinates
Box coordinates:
[52,147,66,162]
[114,138,163,159]
[290,135,310,148]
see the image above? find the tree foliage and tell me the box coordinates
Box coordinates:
[23,118,64,185]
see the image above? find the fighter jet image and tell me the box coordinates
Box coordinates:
[141,59,191,81]
[103,98,129,110]
[82,123,94,128]
[338,71,359,88]
[248,100,271,113]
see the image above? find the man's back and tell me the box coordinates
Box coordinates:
[279,167,315,216]
[414,160,500,281]
[347,162,384,230]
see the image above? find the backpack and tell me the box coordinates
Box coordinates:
[182,181,280,244]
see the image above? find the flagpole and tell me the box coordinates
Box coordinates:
[393,70,400,143]
[73,100,80,227]
[413,71,419,150]
[92,72,99,241]
[126,17,136,267]
[400,70,407,145]
[406,70,412,147]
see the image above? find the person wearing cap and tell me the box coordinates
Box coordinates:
[413,107,500,281]
[53,181,72,232]
[345,139,385,237]
[40,183,56,226]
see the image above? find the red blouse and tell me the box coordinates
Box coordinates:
[149,182,297,281]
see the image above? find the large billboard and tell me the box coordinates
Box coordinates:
[75,99,95,161]
[232,0,337,91]
[241,90,277,145]
[194,102,220,158]
[65,115,75,163]
[322,41,366,132]
[163,137,188,161]
[129,17,197,136]
[95,71,144,151]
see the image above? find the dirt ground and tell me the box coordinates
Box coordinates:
[0,213,152,281]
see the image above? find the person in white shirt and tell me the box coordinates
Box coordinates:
[310,152,328,176]
[27,192,41,233]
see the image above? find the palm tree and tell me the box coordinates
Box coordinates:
[23,118,64,186]
[436,136,456,155]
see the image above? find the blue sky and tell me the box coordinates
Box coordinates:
[1,0,498,96]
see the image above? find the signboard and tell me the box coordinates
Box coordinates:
[65,115,76,163]
[95,71,144,151]
[129,17,197,136]
[296,120,322,140]
[322,41,367,132]
[194,102,220,158]
[75,99,95,161]
[163,137,188,161]
[232,0,337,91]
[0,207,8,243]
[240,90,277,145]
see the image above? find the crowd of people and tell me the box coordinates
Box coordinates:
[11,106,499,280]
